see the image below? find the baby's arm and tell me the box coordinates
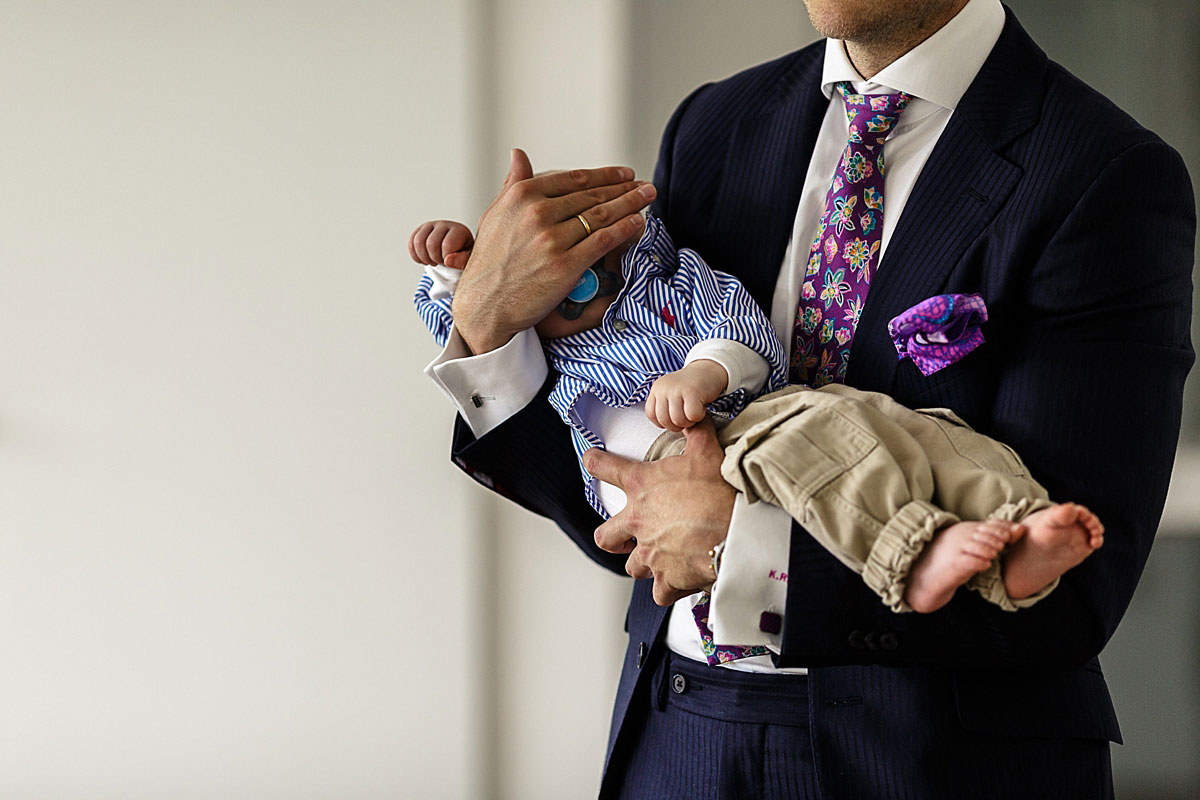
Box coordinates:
[410,220,475,347]
[644,247,784,431]
[408,219,474,269]
[646,341,771,431]
[645,360,727,431]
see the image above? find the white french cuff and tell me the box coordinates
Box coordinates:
[683,339,770,395]
[708,493,794,651]
[424,326,548,438]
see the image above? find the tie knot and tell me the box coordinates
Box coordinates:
[837,82,911,144]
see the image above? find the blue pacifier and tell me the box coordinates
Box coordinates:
[566,268,600,303]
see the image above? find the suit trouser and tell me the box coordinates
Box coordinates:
[606,649,819,800]
[604,638,1115,800]
[647,384,1055,612]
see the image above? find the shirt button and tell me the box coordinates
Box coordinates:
[613,319,628,332]
[651,255,662,264]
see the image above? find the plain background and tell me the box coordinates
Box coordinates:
[0,1,1196,798]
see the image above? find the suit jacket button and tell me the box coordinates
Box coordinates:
[671,673,689,695]
[865,631,880,651]
[879,632,898,651]
[848,630,865,650]
[637,642,648,669]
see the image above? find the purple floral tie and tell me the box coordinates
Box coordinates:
[790,82,911,387]
[691,593,769,666]
[697,84,912,667]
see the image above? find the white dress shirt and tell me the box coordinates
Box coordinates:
[425,0,1005,673]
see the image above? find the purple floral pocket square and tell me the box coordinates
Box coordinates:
[887,293,988,376]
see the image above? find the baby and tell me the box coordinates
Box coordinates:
[410,211,1103,615]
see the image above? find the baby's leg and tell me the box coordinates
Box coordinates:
[1003,503,1104,599]
[719,386,960,613]
[904,520,1023,613]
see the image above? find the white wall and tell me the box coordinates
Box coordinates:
[482,2,634,796]
[0,2,478,797]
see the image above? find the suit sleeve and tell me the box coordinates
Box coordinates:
[776,139,1196,670]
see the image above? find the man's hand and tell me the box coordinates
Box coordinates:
[452,148,656,354]
[646,360,729,431]
[584,417,735,605]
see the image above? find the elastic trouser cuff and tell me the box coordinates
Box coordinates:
[966,497,1058,611]
[862,500,959,613]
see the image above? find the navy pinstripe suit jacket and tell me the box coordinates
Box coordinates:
[449,8,1195,796]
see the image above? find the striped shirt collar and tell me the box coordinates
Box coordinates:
[820,0,1005,112]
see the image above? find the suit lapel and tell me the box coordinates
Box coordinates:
[712,52,828,313]
[847,116,1024,388]
[847,9,1048,391]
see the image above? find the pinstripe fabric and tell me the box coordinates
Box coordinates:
[608,652,818,800]
[449,7,1193,799]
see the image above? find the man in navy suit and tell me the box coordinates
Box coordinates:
[431,0,1195,796]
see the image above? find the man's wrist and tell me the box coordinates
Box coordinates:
[453,316,514,356]
[451,290,520,355]
[425,327,549,438]
[709,539,727,581]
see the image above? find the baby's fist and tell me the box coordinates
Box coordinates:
[408,220,474,269]
[645,360,730,432]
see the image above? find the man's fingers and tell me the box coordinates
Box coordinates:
[624,548,651,580]
[652,581,689,607]
[527,164,636,198]
[583,446,639,491]
[566,183,656,244]
[682,415,722,456]
[594,512,636,555]
[502,147,534,191]
[551,181,652,222]
[568,213,647,271]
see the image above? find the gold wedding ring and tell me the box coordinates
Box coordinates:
[576,213,592,236]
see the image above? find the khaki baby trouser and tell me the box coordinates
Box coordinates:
[645,384,1055,612]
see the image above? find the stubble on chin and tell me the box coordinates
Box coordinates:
[802,0,965,45]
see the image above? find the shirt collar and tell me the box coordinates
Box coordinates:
[820,0,1005,111]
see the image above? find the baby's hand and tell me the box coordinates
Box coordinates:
[646,360,730,432]
[408,220,475,269]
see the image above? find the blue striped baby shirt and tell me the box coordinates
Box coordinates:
[414,214,788,517]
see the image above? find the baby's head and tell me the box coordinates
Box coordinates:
[533,230,639,339]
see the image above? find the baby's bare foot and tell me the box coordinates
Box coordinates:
[1003,503,1104,600]
[904,520,1021,613]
